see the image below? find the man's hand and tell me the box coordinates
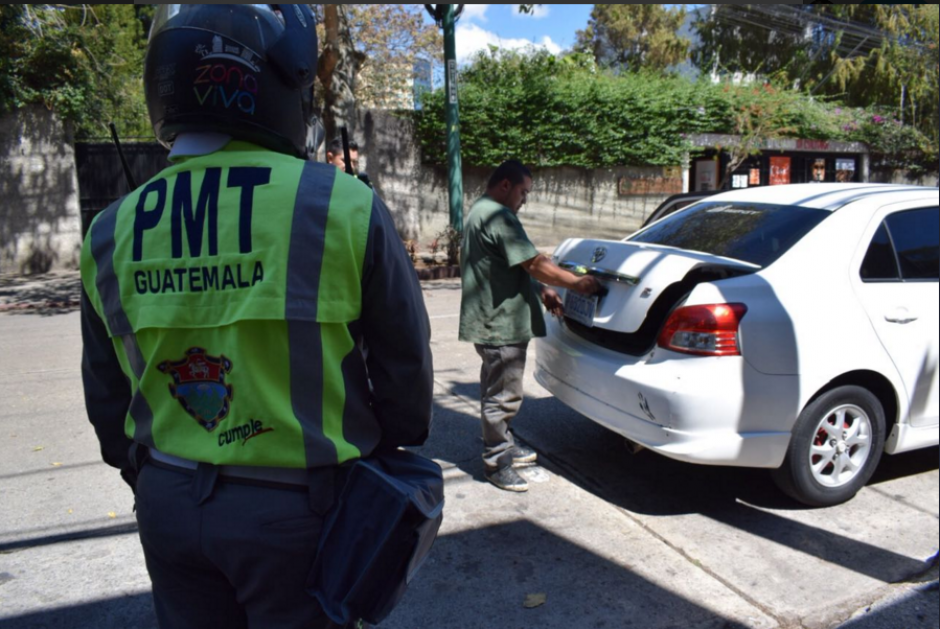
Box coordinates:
[540,287,564,318]
[572,275,602,296]
[523,254,604,297]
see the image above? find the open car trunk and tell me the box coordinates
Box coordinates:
[553,238,759,356]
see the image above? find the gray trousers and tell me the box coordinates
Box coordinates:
[135,461,352,629]
[475,342,528,471]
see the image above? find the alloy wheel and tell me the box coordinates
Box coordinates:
[808,403,873,488]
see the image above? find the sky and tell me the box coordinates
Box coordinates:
[422,4,596,65]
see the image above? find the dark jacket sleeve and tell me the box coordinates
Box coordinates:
[80,288,136,488]
[359,194,434,448]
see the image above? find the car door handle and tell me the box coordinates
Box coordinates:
[885,308,918,324]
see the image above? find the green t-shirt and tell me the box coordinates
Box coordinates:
[458,195,544,345]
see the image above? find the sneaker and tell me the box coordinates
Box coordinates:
[511,444,538,467]
[485,466,529,492]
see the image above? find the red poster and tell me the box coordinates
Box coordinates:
[769,157,791,186]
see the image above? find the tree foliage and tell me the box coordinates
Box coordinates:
[2,4,439,143]
[348,4,440,109]
[415,48,935,174]
[0,4,152,139]
[316,4,440,140]
[693,4,939,153]
[718,83,798,188]
[575,5,690,73]
[692,5,810,79]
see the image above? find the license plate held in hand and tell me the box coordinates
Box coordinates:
[564,291,598,327]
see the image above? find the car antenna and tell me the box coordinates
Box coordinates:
[340,126,354,176]
[109,122,137,192]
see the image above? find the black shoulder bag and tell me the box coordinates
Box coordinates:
[307,448,445,625]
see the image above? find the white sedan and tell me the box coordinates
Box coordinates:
[535,183,939,507]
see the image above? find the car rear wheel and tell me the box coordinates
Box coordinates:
[772,385,885,507]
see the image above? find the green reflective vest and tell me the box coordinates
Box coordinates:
[81,142,374,468]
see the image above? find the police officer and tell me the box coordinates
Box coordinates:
[326,136,360,172]
[79,5,433,628]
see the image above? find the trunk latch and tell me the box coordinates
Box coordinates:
[559,261,640,287]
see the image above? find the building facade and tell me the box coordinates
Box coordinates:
[687,134,869,192]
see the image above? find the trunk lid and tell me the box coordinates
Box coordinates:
[553,239,759,352]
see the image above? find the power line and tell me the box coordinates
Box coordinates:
[695,4,931,97]
[706,7,881,58]
[703,4,932,57]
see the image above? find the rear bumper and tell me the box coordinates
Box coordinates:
[534,318,798,468]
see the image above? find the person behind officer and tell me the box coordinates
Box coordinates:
[459,160,602,492]
[326,136,359,172]
[79,5,432,628]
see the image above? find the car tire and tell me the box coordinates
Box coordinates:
[772,385,886,508]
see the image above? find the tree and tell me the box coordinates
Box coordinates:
[316,4,441,141]
[316,5,361,142]
[693,5,939,154]
[575,4,690,73]
[691,5,814,80]
[348,4,440,109]
[717,83,798,188]
[821,5,938,140]
[81,4,153,138]
[3,4,440,144]
[0,4,153,139]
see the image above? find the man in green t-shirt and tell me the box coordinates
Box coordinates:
[459,160,602,492]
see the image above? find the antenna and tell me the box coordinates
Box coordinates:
[109,122,138,191]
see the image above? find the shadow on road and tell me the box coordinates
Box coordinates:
[425,379,938,587]
[0,592,157,629]
[0,272,81,316]
[837,580,939,629]
[0,521,138,554]
[383,519,758,629]
[869,446,940,487]
[0,520,760,629]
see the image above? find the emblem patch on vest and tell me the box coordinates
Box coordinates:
[158,347,234,432]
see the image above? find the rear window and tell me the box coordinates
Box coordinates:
[627,201,829,267]
[885,208,939,280]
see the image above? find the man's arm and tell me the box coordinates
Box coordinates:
[80,289,136,489]
[521,253,601,295]
[359,195,434,448]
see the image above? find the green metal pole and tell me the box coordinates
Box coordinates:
[443,5,464,231]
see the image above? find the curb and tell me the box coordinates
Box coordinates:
[0,299,80,312]
[415,265,460,281]
[0,267,460,309]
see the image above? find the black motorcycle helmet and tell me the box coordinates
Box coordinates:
[144,4,321,159]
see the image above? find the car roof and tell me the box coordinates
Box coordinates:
[700,183,938,211]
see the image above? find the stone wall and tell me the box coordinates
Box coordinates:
[870,168,938,187]
[4,104,934,276]
[357,110,680,249]
[0,107,82,275]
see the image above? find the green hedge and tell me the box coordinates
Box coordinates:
[415,49,935,173]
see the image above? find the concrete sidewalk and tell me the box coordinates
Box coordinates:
[1,274,937,629]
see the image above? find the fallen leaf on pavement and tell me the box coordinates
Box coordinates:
[51,462,62,467]
[108,512,117,519]
[523,593,546,609]
[32,446,44,452]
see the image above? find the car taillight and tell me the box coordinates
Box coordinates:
[657,303,748,356]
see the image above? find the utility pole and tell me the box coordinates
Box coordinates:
[425,4,465,231]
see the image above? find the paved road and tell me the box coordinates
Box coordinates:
[0,274,937,628]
